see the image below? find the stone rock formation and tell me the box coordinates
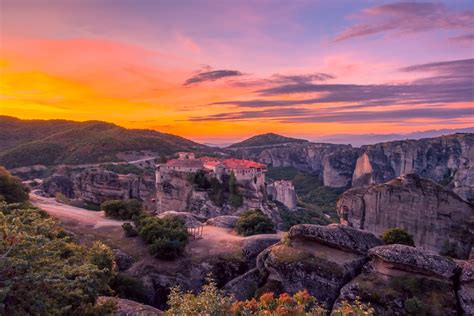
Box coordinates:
[335,245,460,315]
[113,249,134,272]
[255,224,383,307]
[266,180,297,210]
[337,173,474,259]
[457,260,474,315]
[205,215,240,228]
[42,167,156,211]
[229,133,474,202]
[97,296,162,315]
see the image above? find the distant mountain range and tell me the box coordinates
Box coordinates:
[1,116,472,168]
[0,116,206,168]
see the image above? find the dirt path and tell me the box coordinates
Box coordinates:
[30,191,125,228]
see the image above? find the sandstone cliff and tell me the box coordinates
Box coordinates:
[229,133,474,202]
[337,173,474,259]
[42,167,156,211]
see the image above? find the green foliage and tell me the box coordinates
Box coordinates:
[381,228,415,246]
[110,273,148,304]
[279,207,330,231]
[166,275,234,315]
[134,215,188,260]
[209,177,226,206]
[0,202,115,315]
[102,163,144,176]
[235,209,276,236]
[0,166,29,203]
[267,167,344,221]
[101,199,142,220]
[55,193,100,211]
[122,223,138,237]
[228,172,243,208]
[404,297,426,315]
[228,133,307,148]
[192,170,211,190]
[0,116,204,168]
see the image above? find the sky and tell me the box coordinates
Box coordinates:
[0,0,473,143]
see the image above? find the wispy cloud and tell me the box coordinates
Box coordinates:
[335,2,474,42]
[209,58,472,108]
[183,69,244,86]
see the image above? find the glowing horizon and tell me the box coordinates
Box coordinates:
[1,0,473,142]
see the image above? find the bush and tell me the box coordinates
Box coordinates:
[235,209,276,236]
[122,222,138,237]
[110,273,148,304]
[0,202,115,314]
[0,166,29,203]
[380,228,415,246]
[134,215,188,260]
[101,199,142,220]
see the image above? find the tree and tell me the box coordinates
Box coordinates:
[381,228,415,246]
[101,199,142,220]
[0,166,28,203]
[235,209,276,236]
[0,202,115,315]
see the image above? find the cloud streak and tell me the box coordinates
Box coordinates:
[184,69,244,86]
[207,58,473,109]
[335,2,474,41]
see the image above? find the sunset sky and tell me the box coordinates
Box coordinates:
[1,0,473,143]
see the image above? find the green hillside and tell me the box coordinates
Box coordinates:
[227,133,308,148]
[0,116,207,168]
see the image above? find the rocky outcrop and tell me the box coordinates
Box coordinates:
[223,268,268,300]
[42,167,156,211]
[230,134,474,201]
[206,215,240,228]
[241,234,281,266]
[113,249,134,272]
[337,174,474,259]
[254,224,383,307]
[335,245,460,315]
[266,180,297,210]
[352,133,474,202]
[97,296,162,315]
[230,143,358,188]
[458,260,474,315]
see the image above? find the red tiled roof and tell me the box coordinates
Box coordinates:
[198,156,220,163]
[165,159,204,168]
[222,159,266,169]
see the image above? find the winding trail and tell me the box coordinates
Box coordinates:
[30,191,125,228]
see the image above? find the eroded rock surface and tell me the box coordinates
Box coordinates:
[335,244,460,315]
[337,173,474,259]
[206,215,239,228]
[458,260,474,315]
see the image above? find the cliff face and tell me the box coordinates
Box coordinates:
[229,133,474,202]
[42,167,156,211]
[352,134,474,200]
[337,173,474,259]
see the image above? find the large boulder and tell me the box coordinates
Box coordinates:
[241,234,281,266]
[206,215,240,228]
[334,244,460,315]
[97,296,162,315]
[337,173,474,259]
[223,268,268,300]
[457,260,474,315]
[256,224,383,308]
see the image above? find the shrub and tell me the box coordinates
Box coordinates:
[404,297,426,315]
[235,209,276,236]
[0,202,115,314]
[135,215,188,260]
[110,273,148,304]
[0,166,29,203]
[381,228,415,246]
[101,199,142,220]
[122,222,138,237]
[166,275,234,315]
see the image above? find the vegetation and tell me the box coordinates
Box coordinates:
[0,116,205,168]
[109,273,148,304]
[55,192,101,211]
[133,214,188,260]
[166,276,374,315]
[235,209,276,236]
[207,173,243,208]
[122,222,138,237]
[0,202,116,315]
[267,166,345,222]
[101,163,144,176]
[380,228,415,246]
[228,172,243,208]
[101,199,142,220]
[228,133,308,148]
[279,206,330,230]
[0,166,29,203]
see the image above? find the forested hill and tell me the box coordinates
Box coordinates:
[0,116,207,168]
[227,133,308,148]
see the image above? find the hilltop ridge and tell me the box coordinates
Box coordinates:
[227,133,308,148]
